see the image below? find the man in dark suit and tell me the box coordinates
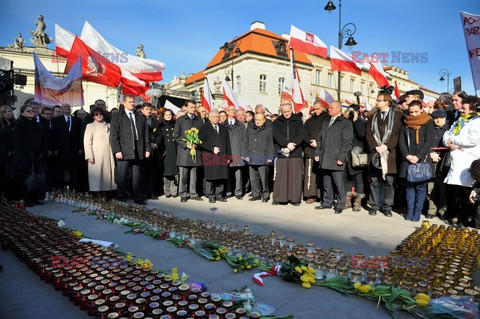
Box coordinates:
[52,103,83,191]
[110,94,151,205]
[39,107,54,191]
[173,100,204,202]
[314,101,353,214]
[199,109,231,203]
[141,102,162,199]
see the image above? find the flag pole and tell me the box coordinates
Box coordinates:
[289,48,296,113]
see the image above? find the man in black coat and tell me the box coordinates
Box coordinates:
[52,103,83,191]
[199,110,231,203]
[314,101,353,214]
[141,102,163,199]
[272,102,305,206]
[303,101,330,204]
[39,107,55,192]
[173,100,204,202]
[110,94,151,205]
[242,113,275,202]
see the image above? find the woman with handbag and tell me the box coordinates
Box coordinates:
[9,104,48,206]
[398,100,435,221]
[0,105,15,199]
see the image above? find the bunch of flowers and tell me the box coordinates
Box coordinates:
[280,255,315,288]
[71,230,84,237]
[224,255,259,273]
[183,127,202,162]
[192,241,227,261]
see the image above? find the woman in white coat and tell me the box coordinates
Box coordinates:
[84,107,116,198]
[443,96,480,226]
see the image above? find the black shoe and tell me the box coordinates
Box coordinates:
[315,204,333,210]
[209,198,216,203]
[249,197,261,201]
[425,214,434,219]
[172,195,178,198]
[165,195,171,198]
[334,209,343,214]
[217,197,227,202]
[383,210,392,217]
[369,209,377,216]
[262,198,269,203]
[191,197,204,201]
[291,202,300,206]
[180,197,188,203]
[235,195,243,200]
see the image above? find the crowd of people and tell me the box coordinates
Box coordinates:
[1,89,479,229]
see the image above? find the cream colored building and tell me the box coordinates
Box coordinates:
[170,22,438,112]
[0,46,118,110]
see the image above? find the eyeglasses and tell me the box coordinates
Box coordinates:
[93,113,103,116]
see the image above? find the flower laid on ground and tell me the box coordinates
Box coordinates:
[192,241,226,261]
[164,267,189,284]
[183,128,201,162]
[135,258,144,267]
[142,259,153,270]
[71,230,83,237]
[354,283,372,294]
[167,237,190,248]
[224,255,258,273]
[280,255,315,288]
[415,293,430,307]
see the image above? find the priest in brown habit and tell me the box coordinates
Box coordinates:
[272,102,305,206]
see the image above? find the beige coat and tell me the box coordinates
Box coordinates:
[84,121,116,191]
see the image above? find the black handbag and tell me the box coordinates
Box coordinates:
[25,162,46,196]
[406,131,432,183]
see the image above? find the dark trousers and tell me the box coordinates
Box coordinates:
[368,174,396,211]
[143,157,158,197]
[206,179,225,199]
[323,169,346,209]
[116,159,143,202]
[227,166,243,196]
[446,184,474,221]
[178,166,198,198]
[163,175,178,197]
[249,165,270,199]
[55,162,80,191]
[346,171,365,194]
[405,180,427,221]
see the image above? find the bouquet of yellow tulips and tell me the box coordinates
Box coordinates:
[183,127,202,162]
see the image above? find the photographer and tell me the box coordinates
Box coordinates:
[343,104,367,211]
[468,159,480,229]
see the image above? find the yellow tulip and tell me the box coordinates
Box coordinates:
[171,267,179,282]
[359,285,372,293]
[416,299,429,307]
[295,266,302,274]
[143,259,153,270]
[300,275,309,283]
[136,258,144,266]
[416,293,430,302]
[125,253,133,262]
[307,267,315,274]
[354,283,361,290]
[301,282,311,289]
[233,269,238,273]
[301,266,308,271]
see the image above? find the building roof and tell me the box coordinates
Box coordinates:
[205,28,312,70]
[185,71,205,85]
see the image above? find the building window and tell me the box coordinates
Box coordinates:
[361,81,365,93]
[315,70,321,85]
[235,76,241,93]
[278,77,285,94]
[328,73,333,88]
[340,75,344,90]
[350,78,355,92]
[369,84,374,94]
[259,74,267,93]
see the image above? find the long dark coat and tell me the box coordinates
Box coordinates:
[273,114,304,158]
[242,123,275,165]
[224,119,246,166]
[398,119,435,178]
[160,120,177,176]
[52,115,83,164]
[365,108,404,175]
[347,117,367,175]
[316,115,353,171]
[110,109,150,160]
[144,115,163,161]
[303,112,330,158]
[9,116,48,177]
[199,122,231,180]
[0,119,14,168]
[173,114,203,167]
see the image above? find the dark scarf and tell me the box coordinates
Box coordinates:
[404,111,431,144]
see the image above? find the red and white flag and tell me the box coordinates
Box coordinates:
[55,24,75,57]
[292,65,306,113]
[368,60,389,87]
[121,69,149,100]
[317,88,335,108]
[289,25,328,58]
[34,52,84,106]
[81,21,165,82]
[394,80,401,100]
[201,78,213,112]
[65,36,122,88]
[330,46,365,75]
[222,78,239,109]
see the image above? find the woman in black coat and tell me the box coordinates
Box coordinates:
[398,101,435,221]
[9,104,48,206]
[0,105,15,198]
[160,109,178,197]
[344,105,367,211]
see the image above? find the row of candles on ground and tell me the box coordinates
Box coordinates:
[48,190,480,300]
[0,203,263,319]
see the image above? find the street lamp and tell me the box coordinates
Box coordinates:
[439,68,450,92]
[224,44,242,90]
[324,0,358,101]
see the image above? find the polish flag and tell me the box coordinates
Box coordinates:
[121,69,149,100]
[289,25,328,58]
[330,46,365,75]
[292,65,306,113]
[394,80,401,100]
[344,99,352,106]
[317,88,334,108]
[365,99,372,111]
[55,24,75,57]
[222,78,239,109]
[201,78,213,112]
[81,21,165,82]
[368,60,389,87]
[281,85,293,103]
[65,36,122,88]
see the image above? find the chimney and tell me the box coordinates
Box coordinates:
[250,21,266,31]
[281,33,290,40]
